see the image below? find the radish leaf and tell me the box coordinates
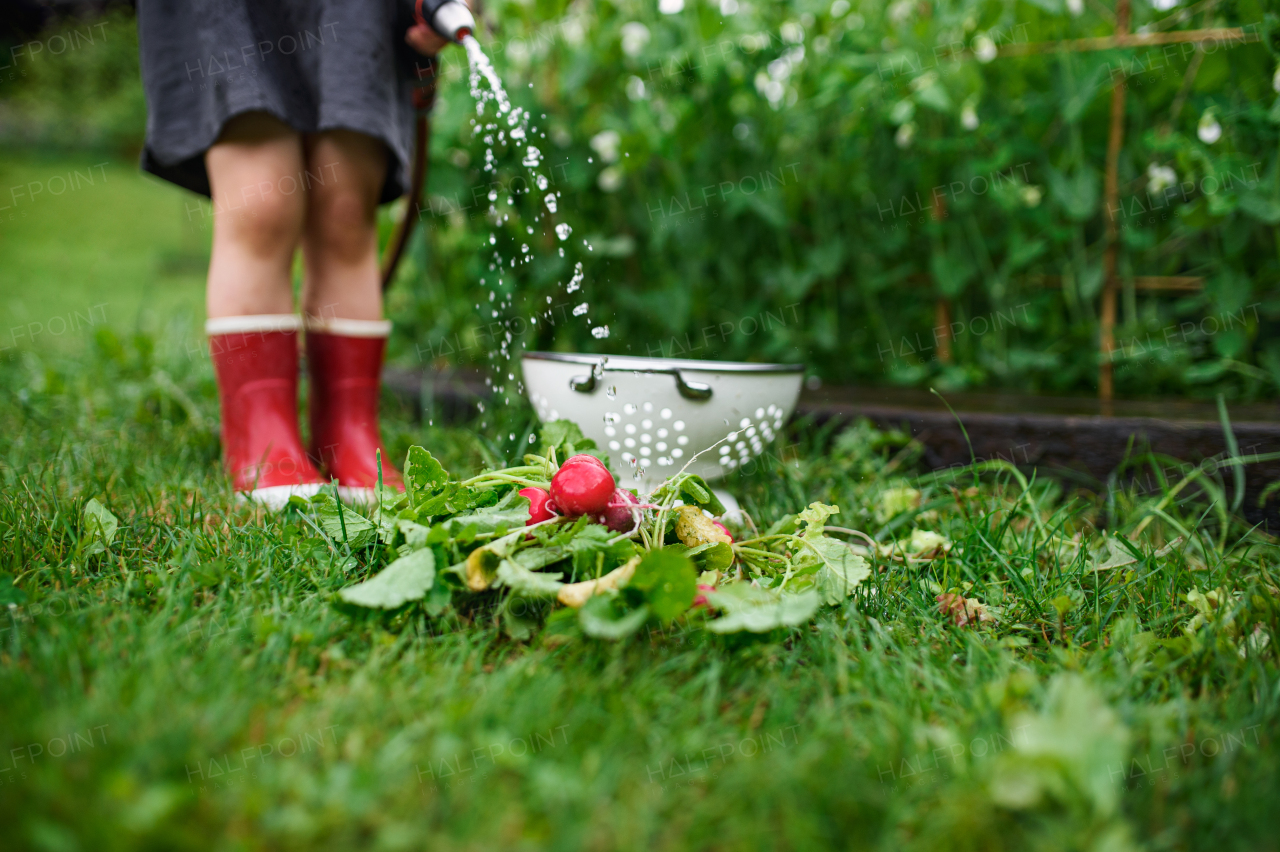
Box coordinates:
[338,549,436,609]
[706,587,821,633]
[627,548,697,623]
[579,595,649,639]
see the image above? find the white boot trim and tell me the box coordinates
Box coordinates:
[304,316,392,338]
[206,314,302,335]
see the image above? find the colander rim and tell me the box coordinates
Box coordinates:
[522,351,805,374]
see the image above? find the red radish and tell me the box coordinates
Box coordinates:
[600,488,639,532]
[559,453,607,471]
[519,487,559,525]
[712,521,734,543]
[550,455,616,516]
[692,584,717,609]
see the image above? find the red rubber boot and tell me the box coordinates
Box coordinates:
[305,317,405,501]
[207,315,326,508]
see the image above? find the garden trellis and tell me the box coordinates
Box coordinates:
[989,0,1257,406]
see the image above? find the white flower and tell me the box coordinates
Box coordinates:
[973,34,997,63]
[620,22,650,57]
[1066,0,1084,15]
[961,103,979,130]
[590,130,621,163]
[887,0,914,24]
[754,71,785,107]
[507,40,530,66]
[625,76,647,101]
[1197,110,1222,144]
[909,71,938,92]
[1020,185,1042,207]
[598,167,623,192]
[562,17,585,46]
[895,122,916,148]
[1146,162,1177,194]
[889,99,915,124]
[659,0,684,14]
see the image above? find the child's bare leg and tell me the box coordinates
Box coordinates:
[205,112,307,318]
[299,129,388,321]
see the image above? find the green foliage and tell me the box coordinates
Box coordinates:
[538,418,592,455]
[625,547,698,622]
[705,584,823,633]
[337,548,436,609]
[396,0,1280,401]
[0,11,146,155]
[2,4,1276,400]
[81,497,118,547]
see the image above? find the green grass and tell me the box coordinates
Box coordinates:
[0,329,1277,851]
[0,152,207,349]
[0,149,1276,851]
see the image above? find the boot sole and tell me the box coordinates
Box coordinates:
[237,483,326,510]
[336,486,378,505]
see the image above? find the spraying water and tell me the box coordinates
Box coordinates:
[458,35,607,426]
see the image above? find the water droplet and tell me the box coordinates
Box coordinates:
[544,193,558,213]
[556,223,573,240]
[573,302,589,316]
[592,326,610,338]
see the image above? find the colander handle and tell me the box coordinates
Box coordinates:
[569,367,713,401]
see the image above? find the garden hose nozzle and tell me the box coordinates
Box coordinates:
[414,0,475,42]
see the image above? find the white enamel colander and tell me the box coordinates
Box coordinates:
[521,352,805,491]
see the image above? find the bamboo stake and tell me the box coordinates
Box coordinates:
[935,299,953,364]
[996,26,1252,56]
[1099,0,1131,411]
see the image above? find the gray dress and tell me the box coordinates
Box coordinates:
[137,0,420,203]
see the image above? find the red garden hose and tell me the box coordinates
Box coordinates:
[380,0,476,291]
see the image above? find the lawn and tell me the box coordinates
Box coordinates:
[0,152,207,352]
[0,315,1277,850]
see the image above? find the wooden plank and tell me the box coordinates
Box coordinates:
[1025,275,1204,292]
[1131,276,1204,291]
